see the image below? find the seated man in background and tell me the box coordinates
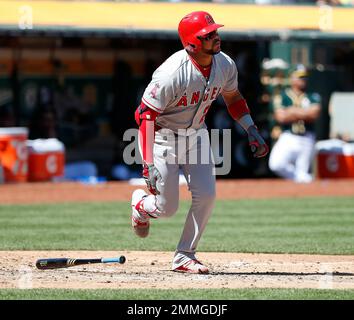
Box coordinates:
[268,65,321,183]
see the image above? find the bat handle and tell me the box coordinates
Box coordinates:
[101,256,126,264]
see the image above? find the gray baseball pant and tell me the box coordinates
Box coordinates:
[142,128,216,268]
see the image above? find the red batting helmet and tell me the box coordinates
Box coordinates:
[178,11,224,53]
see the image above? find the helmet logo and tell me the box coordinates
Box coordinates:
[205,15,214,25]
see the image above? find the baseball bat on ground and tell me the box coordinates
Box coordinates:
[36,256,126,270]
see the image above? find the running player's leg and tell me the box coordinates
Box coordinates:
[173,129,216,270]
[135,129,180,219]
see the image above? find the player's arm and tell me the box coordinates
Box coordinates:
[274,108,298,124]
[274,104,320,124]
[138,73,176,194]
[293,103,320,123]
[222,89,269,158]
[135,102,158,164]
[222,89,252,128]
[135,102,161,195]
[272,92,301,124]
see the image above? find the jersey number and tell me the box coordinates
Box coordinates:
[199,104,211,124]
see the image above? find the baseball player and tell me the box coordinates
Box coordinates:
[131,11,268,274]
[268,65,321,183]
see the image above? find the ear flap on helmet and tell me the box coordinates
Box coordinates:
[185,42,200,53]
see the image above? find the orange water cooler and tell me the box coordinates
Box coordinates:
[315,139,354,179]
[27,138,65,182]
[0,127,29,182]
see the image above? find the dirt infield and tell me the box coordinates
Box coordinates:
[1,179,354,290]
[0,179,354,204]
[2,251,354,290]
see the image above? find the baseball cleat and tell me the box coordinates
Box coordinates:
[173,259,209,274]
[131,189,149,238]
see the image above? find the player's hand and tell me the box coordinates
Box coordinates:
[142,162,162,195]
[247,125,269,158]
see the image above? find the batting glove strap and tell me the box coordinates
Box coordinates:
[247,125,269,158]
[142,162,162,195]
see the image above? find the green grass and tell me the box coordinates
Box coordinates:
[0,197,353,254]
[1,288,354,300]
[1,197,354,300]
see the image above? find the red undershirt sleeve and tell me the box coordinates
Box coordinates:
[135,103,159,165]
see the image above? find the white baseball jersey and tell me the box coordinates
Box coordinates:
[136,49,239,269]
[142,49,238,133]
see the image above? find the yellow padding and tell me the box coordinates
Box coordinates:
[0,1,353,33]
